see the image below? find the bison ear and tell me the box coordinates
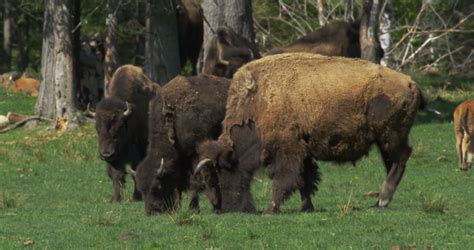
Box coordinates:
[218,149,237,170]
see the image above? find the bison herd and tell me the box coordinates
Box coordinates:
[90,0,470,216]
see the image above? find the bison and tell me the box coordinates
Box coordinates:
[453,99,474,171]
[265,20,384,63]
[177,0,203,74]
[203,25,260,79]
[95,65,160,202]
[10,76,40,96]
[195,53,425,213]
[134,74,230,215]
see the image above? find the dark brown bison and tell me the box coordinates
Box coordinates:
[134,74,230,215]
[195,53,425,213]
[95,65,160,202]
[177,0,203,74]
[266,20,384,63]
[453,99,474,171]
[203,25,260,79]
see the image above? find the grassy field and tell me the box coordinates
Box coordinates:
[0,75,473,249]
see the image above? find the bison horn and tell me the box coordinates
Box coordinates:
[127,166,136,177]
[194,158,213,176]
[157,158,165,176]
[123,102,132,117]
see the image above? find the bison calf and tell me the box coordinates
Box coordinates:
[135,74,230,215]
[454,99,474,171]
[95,65,159,202]
[196,53,425,213]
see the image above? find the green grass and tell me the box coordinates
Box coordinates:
[1,76,474,248]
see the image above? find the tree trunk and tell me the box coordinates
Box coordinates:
[35,0,81,131]
[360,0,381,63]
[104,0,120,96]
[17,15,29,72]
[317,0,326,26]
[379,0,392,67]
[144,0,180,85]
[134,0,146,67]
[3,0,12,71]
[198,0,255,73]
[345,0,354,22]
[35,0,56,119]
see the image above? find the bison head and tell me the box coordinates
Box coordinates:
[204,25,260,79]
[95,97,134,162]
[136,157,181,215]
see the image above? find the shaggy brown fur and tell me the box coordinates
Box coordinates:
[266,20,383,62]
[95,65,160,202]
[135,74,230,215]
[203,25,261,79]
[196,53,425,213]
[177,0,203,74]
[453,99,474,171]
[11,77,40,96]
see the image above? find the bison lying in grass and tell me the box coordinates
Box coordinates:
[266,20,384,63]
[134,74,230,215]
[454,99,474,171]
[95,65,160,202]
[195,53,425,213]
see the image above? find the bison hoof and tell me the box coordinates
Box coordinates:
[300,203,315,212]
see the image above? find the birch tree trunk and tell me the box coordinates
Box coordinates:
[317,0,326,26]
[198,0,255,73]
[144,0,180,85]
[345,0,354,22]
[3,0,12,71]
[360,0,381,63]
[379,0,392,67]
[104,0,120,96]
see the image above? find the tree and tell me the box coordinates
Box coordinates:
[144,0,180,85]
[199,0,255,73]
[35,0,81,131]
[16,11,29,72]
[379,0,392,67]
[3,0,12,71]
[360,0,381,63]
[104,0,120,96]
[317,0,326,26]
[345,0,354,22]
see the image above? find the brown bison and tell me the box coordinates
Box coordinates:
[177,0,203,74]
[203,25,260,79]
[134,74,230,215]
[10,76,40,96]
[453,99,474,171]
[195,53,425,213]
[95,65,159,202]
[266,20,383,63]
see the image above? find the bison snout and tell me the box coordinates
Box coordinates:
[100,150,116,161]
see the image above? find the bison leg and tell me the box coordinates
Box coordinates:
[461,132,471,171]
[299,157,320,212]
[188,189,201,213]
[377,140,412,208]
[107,164,125,202]
[265,152,305,214]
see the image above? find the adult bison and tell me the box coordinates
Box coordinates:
[266,20,384,63]
[203,25,260,79]
[177,0,203,74]
[195,53,425,213]
[453,99,474,171]
[134,74,230,215]
[95,65,159,202]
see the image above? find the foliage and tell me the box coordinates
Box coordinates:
[0,75,473,248]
